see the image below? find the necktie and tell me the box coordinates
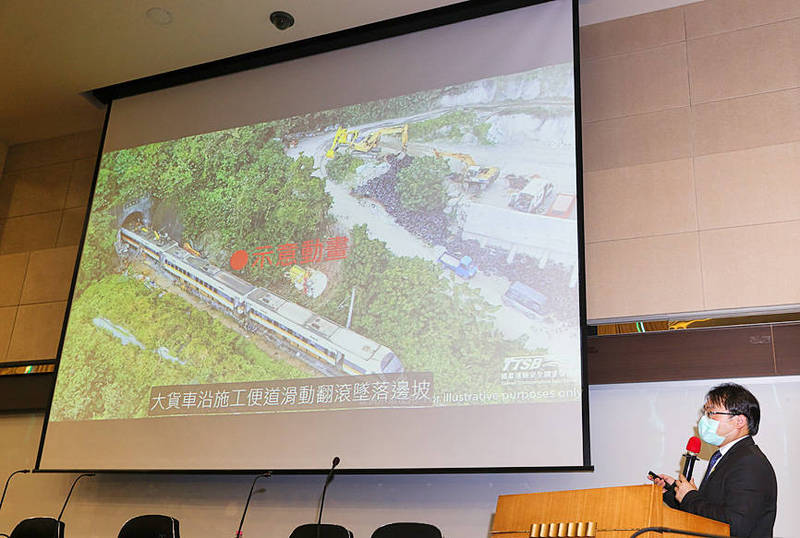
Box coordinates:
[702,450,722,483]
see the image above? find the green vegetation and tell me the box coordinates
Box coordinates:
[274,92,441,136]
[472,122,492,145]
[325,152,364,184]
[318,225,527,396]
[396,156,450,212]
[74,212,117,295]
[51,275,306,421]
[95,129,332,287]
[407,110,493,145]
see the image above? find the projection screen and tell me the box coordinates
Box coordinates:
[39,0,588,471]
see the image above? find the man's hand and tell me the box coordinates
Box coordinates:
[647,472,675,493]
[674,473,697,502]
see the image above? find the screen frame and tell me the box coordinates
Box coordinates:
[36,0,590,474]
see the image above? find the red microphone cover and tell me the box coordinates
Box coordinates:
[686,436,702,454]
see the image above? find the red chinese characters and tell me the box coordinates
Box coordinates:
[236,236,348,271]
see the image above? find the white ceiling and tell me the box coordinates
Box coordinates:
[0,0,698,146]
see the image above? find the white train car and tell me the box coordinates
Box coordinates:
[120,227,162,262]
[245,288,403,375]
[161,244,254,313]
[119,226,403,376]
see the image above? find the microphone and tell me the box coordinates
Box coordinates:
[681,436,702,482]
[57,473,95,523]
[235,472,271,537]
[0,469,30,513]
[662,437,702,495]
[317,457,341,538]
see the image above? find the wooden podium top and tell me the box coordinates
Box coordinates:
[492,484,729,537]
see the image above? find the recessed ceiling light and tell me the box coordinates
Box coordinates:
[146,7,173,26]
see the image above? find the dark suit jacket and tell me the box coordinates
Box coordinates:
[664,436,777,537]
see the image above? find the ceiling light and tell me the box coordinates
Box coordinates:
[269,11,295,30]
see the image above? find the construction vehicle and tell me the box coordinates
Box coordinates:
[465,164,500,187]
[503,281,548,318]
[326,127,357,158]
[326,124,408,158]
[437,251,477,279]
[508,176,554,213]
[433,149,499,190]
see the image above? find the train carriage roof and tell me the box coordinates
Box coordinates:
[214,270,255,296]
[306,315,338,338]
[185,255,219,276]
[329,329,381,358]
[277,301,314,326]
[247,288,286,310]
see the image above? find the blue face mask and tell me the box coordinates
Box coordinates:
[698,415,725,446]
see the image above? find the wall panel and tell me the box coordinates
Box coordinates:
[579,7,685,60]
[585,233,703,320]
[581,107,691,172]
[694,141,800,229]
[699,221,800,310]
[583,158,696,243]
[581,43,689,122]
[687,19,800,104]
[0,132,99,364]
[583,0,800,320]
[693,88,800,156]
[684,0,800,39]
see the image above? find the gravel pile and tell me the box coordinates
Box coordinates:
[354,154,450,245]
[354,154,576,321]
[445,239,575,321]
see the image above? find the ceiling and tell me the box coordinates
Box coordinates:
[0,0,698,146]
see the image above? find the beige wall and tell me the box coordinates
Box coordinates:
[582,0,800,321]
[0,131,99,364]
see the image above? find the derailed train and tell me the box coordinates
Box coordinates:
[119,227,404,376]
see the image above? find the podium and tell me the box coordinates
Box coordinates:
[492,485,729,537]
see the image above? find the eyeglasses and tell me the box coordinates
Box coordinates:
[703,410,738,419]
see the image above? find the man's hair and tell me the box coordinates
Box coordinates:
[706,383,760,435]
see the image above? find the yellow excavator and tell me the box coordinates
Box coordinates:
[326,124,408,158]
[433,149,499,190]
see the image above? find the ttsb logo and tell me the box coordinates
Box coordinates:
[503,356,546,372]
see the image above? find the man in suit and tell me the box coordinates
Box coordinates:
[650,383,777,537]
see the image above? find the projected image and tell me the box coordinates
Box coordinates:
[51,63,580,422]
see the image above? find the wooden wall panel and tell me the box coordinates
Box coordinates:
[0,373,54,412]
[773,323,800,375]
[587,325,776,385]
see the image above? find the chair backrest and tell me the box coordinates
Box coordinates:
[289,523,353,538]
[9,518,64,538]
[118,515,179,538]
[371,522,443,538]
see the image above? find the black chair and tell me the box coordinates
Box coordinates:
[371,522,442,538]
[118,515,179,538]
[8,518,64,538]
[289,523,353,538]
